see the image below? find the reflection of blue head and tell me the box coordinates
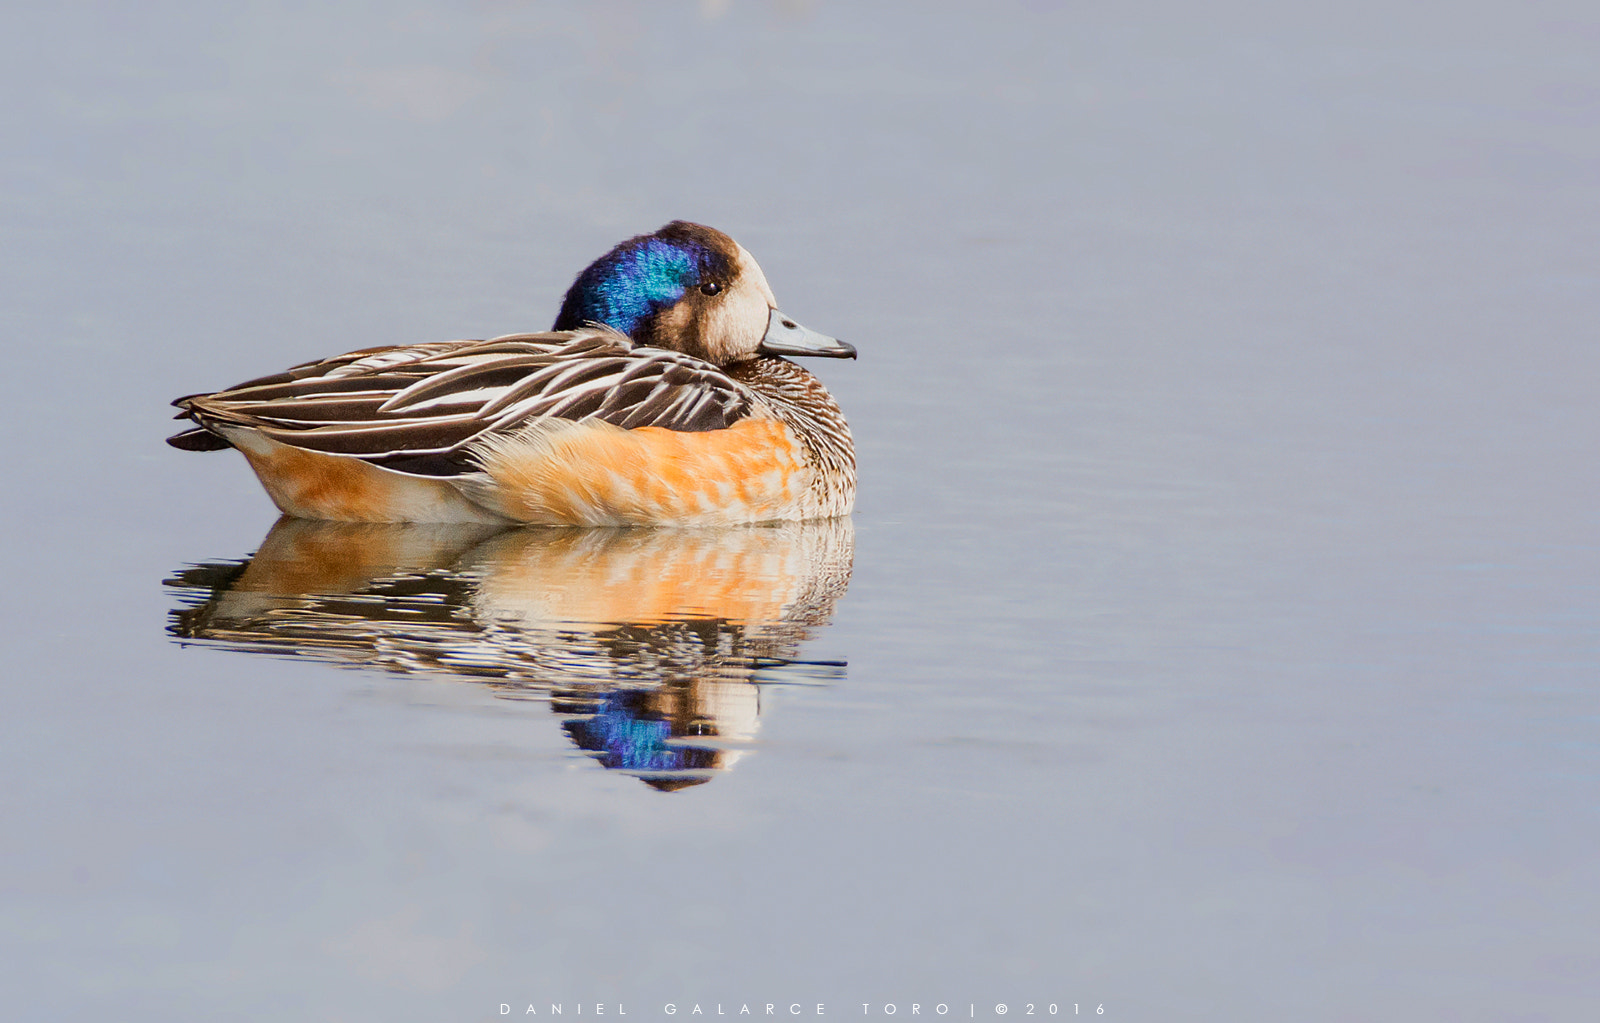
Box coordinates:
[564,690,719,781]
[552,222,734,337]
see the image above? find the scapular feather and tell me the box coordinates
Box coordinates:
[172,330,756,474]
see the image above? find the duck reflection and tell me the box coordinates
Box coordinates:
[166,518,853,790]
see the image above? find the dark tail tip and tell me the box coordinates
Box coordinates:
[167,427,232,452]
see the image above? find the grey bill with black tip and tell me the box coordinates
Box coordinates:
[757,308,857,359]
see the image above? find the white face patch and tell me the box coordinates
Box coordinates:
[735,244,779,308]
[699,245,779,364]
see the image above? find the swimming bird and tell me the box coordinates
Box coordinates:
[168,222,856,525]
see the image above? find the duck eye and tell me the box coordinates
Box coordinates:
[699,281,723,297]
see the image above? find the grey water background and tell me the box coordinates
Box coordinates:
[4,1,1598,1019]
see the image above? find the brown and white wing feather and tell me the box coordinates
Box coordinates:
[170,331,754,476]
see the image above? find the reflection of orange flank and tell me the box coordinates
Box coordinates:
[166,516,856,790]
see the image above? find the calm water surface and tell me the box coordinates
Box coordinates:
[4,2,1598,1020]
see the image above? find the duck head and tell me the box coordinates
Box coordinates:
[553,221,856,366]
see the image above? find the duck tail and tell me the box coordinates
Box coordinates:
[167,426,233,451]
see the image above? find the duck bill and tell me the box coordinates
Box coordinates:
[757,308,857,359]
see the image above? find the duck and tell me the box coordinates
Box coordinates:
[167,221,856,526]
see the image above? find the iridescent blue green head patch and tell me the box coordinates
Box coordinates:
[561,690,720,778]
[553,221,737,337]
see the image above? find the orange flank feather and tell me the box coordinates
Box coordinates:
[222,427,510,524]
[464,417,808,526]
